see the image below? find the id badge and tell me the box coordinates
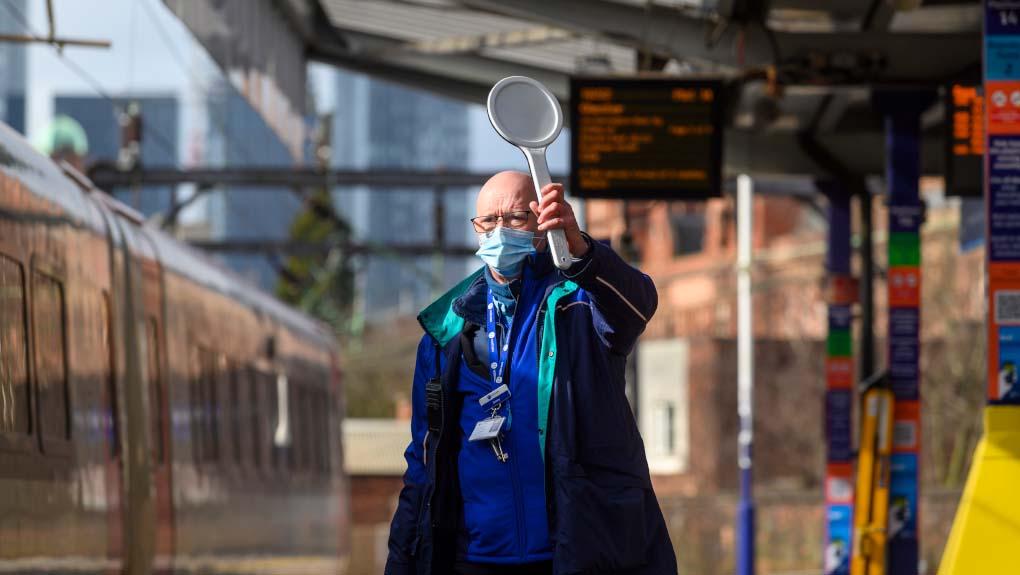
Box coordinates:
[479,384,511,408]
[469,416,505,442]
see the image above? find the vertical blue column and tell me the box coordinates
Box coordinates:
[821,182,854,575]
[875,90,932,575]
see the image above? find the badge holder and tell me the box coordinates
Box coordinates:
[470,384,512,463]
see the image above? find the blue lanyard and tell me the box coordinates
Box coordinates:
[486,288,511,386]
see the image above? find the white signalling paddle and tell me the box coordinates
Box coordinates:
[487,76,572,270]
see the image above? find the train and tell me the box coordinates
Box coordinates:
[0,121,350,574]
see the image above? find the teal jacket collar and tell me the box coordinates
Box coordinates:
[418,252,560,344]
[417,267,483,346]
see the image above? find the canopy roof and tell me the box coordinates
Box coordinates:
[281,0,984,179]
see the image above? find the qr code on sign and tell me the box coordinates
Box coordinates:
[996,291,1020,325]
[893,421,917,450]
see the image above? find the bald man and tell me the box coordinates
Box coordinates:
[386,172,677,575]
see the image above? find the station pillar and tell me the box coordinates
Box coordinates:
[939,3,1020,573]
[821,181,855,575]
[874,89,932,575]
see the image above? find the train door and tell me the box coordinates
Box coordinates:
[89,196,127,574]
[100,292,124,573]
[139,258,174,573]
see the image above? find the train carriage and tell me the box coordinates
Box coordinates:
[0,121,349,574]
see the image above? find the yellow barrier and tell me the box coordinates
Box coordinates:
[851,387,894,575]
[938,406,1020,575]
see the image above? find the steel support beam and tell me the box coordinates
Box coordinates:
[87,166,569,189]
[456,0,979,84]
[725,130,943,178]
[189,239,478,257]
[87,128,943,191]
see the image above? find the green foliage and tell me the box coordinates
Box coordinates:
[276,188,356,336]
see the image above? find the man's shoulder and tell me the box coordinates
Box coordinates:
[413,333,437,363]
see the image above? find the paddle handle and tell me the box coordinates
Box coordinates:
[523,147,572,270]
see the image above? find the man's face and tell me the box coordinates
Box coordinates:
[473,171,539,235]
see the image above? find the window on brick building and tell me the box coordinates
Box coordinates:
[652,401,677,455]
[669,205,705,257]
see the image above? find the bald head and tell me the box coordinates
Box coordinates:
[476,171,537,224]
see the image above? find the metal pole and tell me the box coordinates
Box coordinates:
[736,173,755,575]
[822,181,855,575]
[432,185,446,299]
[859,188,875,378]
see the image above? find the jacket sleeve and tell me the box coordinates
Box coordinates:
[384,335,435,574]
[560,233,658,355]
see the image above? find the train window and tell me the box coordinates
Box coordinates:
[189,348,203,464]
[307,388,319,472]
[306,385,314,471]
[247,366,262,469]
[318,390,332,473]
[294,385,307,471]
[0,255,30,435]
[228,361,243,466]
[204,351,220,463]
[282,373,296,471]
[143,319,165,465]
[310,390,322,473]
[32,271,69,441]
[268,372,280,470]
[190,347,221,464]
[305,389,317,472]
[101,293,119,458]
[310,389,322,473]
[289,381,299,471]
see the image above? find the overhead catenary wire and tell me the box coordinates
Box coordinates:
[0,0,179,161]
[136,0,258,165]
[134,0,302,235]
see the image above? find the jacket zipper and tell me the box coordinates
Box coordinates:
[508,415,527,559]
[412,437,435,556]
[503,288,527,559]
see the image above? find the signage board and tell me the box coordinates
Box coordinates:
[946,83,984,197]
[570,77,724,199]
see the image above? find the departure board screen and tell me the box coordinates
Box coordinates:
[946,83,984,197]
[570,77,724,199]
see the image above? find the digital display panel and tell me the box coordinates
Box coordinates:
[570,77,724,199]
[946,83,984,197]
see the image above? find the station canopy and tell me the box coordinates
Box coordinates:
[234,1,985,180]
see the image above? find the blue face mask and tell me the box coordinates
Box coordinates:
[476,226,536,277]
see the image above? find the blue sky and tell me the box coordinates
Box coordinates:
[18,0,570,174]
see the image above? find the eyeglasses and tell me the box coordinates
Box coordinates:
[470,211,532,233]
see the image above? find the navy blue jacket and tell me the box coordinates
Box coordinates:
[454,262,558,563]
[385,237,678,575]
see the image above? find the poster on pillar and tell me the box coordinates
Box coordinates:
[986,0,1020,405]
[886,139,923,573]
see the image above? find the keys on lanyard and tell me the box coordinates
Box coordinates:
[476,383,511,462]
